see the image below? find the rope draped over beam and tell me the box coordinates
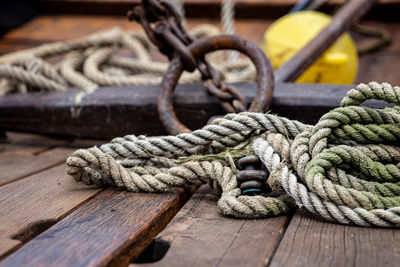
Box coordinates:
[67,82,400,227]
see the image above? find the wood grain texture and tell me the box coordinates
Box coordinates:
[0,147,74,186]
[0,133,75,185]
[132,185,290,267]
[0,132,101,186]
[0,131,68,153]
[0,187,195,267]
[269,210,400,267]
[0,164,101,259]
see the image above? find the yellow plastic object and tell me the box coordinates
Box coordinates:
[261,11,358,84]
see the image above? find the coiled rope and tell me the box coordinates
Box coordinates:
[0,25,254,95]
[0,0,249,96]
[67,82,400,227]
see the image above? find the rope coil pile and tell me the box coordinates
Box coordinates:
[67,81,400,227]
[0,25,254,96]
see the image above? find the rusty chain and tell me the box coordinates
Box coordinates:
[128,0,266,118]
[128,0,197,71]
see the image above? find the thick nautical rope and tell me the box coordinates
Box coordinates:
[67,82,400,227]
[0,25,253,95]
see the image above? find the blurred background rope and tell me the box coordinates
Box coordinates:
[0,0,255,96]
[0,25,255,96]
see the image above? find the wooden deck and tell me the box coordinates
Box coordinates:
[1,131,400,266]
[2,2,400,266]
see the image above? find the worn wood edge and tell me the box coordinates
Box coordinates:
[0,131,103,187]
[0,191,102,261]
[0,131,70,153]
[107,186,198,266]
[0,164,103,260]
[0,186,196,267]
[264,214,293,266]
[0,147,75,187]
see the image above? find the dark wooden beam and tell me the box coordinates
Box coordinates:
[0,82,387,139]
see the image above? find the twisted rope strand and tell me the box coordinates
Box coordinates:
[252,137,400,227]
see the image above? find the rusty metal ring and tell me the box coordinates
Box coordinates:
[158,35,275,135]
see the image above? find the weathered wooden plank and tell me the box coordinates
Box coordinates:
[2,15,268,44]
[268,210,400,267]
[0,147,74,186]
[0,132,101,186]
[1,132,104,155]
[0,131,68,153]
[0,83,360,138]
[0,164,101,259]
[132,185,290,267]
[36,0,399,19]
[0,187,195,267]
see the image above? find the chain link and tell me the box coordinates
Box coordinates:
[128,0,248,113]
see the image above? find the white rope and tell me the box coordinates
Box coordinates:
[221,0,239,61]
